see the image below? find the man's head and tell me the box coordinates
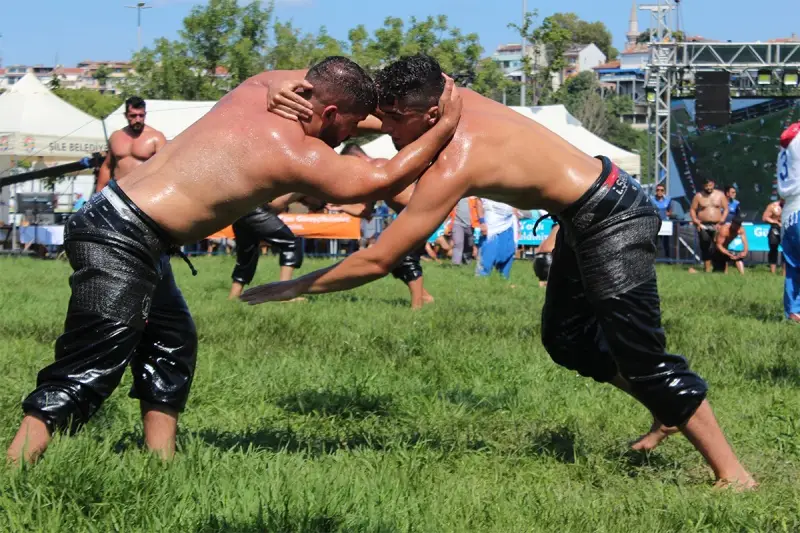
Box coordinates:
[374,54,445,149]
[303,56,376,148]
[655,184,666,199]
[125,96,146,133]
[730,212,744,230]
[725,185,737,200]
[703,178,716,194]
[341,142,370,161]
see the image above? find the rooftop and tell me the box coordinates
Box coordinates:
[593,60,621,70]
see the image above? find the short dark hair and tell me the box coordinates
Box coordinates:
[725,184,736,193]
[731,212,744,224]
[375,54,445,110]
[704,177,715,185]
[341,143,367,157]
[125,96,145,113]
[305,56,376,116]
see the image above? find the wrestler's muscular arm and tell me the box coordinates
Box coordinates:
[95,133,119,193]
[279,79,461,204]
[739,227,749,258]
[718,193,729,227]
[241,160,470,303]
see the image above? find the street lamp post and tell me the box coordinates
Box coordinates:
[520,0,527,107]
[125,2,152,52]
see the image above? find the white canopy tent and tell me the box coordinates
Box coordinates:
[0,73,108,225]
[510,105,641,176]
[360,104,641,177]
[103,99,218,141]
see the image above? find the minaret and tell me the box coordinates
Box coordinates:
[626,1,639,47]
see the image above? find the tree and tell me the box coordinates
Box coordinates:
[121,38,220,100]
[53,88,122,119]
[472,58,512,101]
[48,74,63,90]
[549,13,618,60]
[93,65,112,88]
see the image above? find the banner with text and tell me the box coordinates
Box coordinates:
[207,213,360,241]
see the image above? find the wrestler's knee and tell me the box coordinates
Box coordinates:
[131,315,197,412]
[541,311,616,382]
[278,238,304,268]
[618,351,708,426]
[533,253,552,281]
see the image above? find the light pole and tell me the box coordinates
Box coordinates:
[125,2,152,52]
[520,0,527,107]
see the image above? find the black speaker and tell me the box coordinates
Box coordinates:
[695,70,731,127]
[696,71,730,86]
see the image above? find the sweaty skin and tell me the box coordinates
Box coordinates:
[97,125,167,190]
[240,81,758,491]
[115,70,462,245]
[690,187,729,226]
[242,87,602,300]
[762,201,783,226]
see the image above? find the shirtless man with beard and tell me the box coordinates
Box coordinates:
[689,178,729,273]
[7,56,462,464]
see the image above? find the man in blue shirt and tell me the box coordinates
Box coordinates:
[651,184,672,257]
[724,185,740,223]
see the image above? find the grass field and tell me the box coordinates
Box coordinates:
[1,255,799,532]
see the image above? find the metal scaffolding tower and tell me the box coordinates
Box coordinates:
[643,0,800,193]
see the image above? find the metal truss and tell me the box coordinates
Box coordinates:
[642,0,800,191]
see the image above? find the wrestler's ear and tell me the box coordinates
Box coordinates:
[424,105,440,127]
[320,105,339,127]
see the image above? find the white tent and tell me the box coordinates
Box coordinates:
[360,104,641,177]
[0,73,108,173]
[0,74,109,224]
[103,99,217,141]
[510,105,641,176]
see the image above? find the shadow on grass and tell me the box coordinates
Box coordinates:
[611,449,677,477]
[193,426,386,456]
[440,388,515,413]
[196,511,342,533]
[525,427,578,464]
[747,359,800,386]
[724,301,784,322]
[277,389,392,419]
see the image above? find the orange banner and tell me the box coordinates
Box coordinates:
[207,213,360,241]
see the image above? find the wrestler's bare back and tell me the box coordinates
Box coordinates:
[118,76,316,243]
[429,90,601,212]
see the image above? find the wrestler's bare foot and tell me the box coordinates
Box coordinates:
[7,416,51,465]
[713,469,759,491]
[281,297,307,303]
[539,281,547,288]
[142,404,178,461]
[631,419,680,451]
[422,291,435,305]
[688,267,699,274]
[228,282,244,300]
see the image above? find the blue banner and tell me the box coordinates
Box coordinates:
[728,223,781,253]
[428,221,779,253]
[427,218,555,245]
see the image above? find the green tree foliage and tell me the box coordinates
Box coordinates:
[53,88,122,119]
[548,13,618,60]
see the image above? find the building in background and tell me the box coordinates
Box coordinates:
[558,43,606,88]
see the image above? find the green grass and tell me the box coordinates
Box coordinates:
[1,255,799,532]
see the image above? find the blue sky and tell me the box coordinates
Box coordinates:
[1,0,796,67]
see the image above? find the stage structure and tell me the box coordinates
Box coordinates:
[641,0,800,192]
